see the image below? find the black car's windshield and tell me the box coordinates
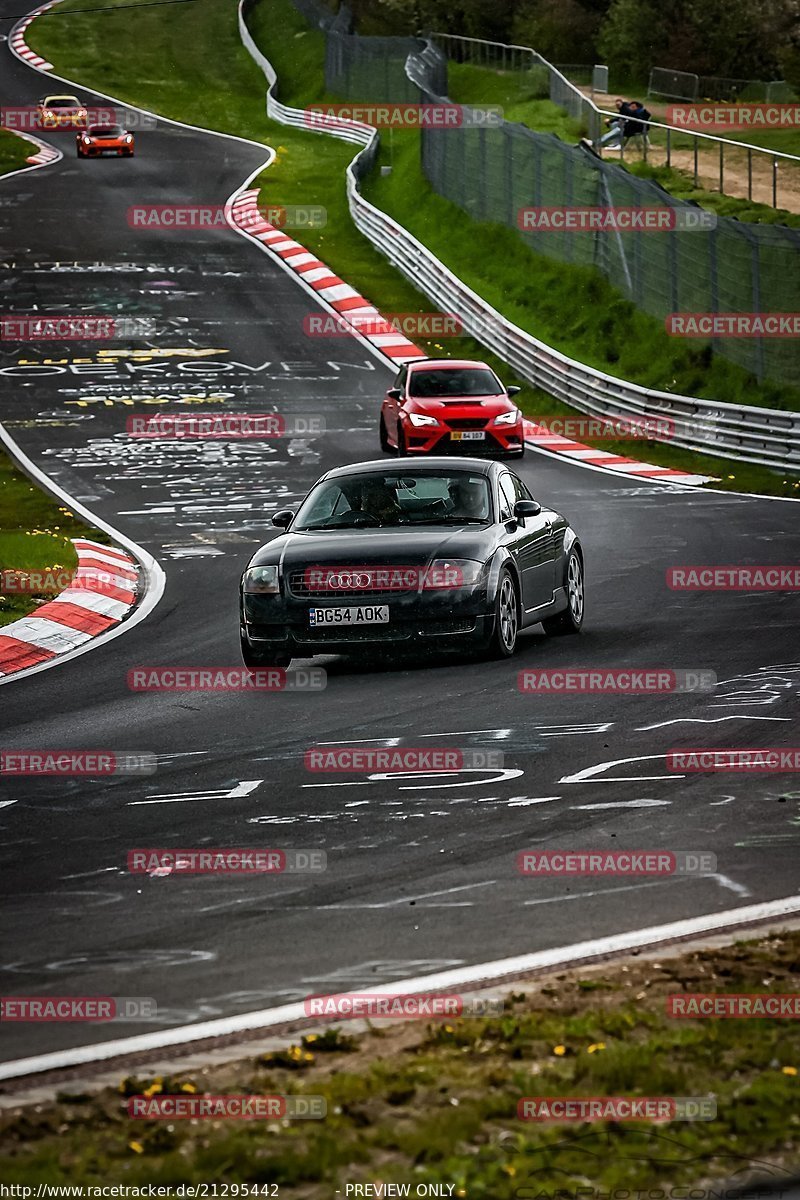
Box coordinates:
[408,367,502,398]
[294,471,492,530]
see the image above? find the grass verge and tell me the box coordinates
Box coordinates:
[27,0,800,497]
[1,930,798,1191]
[0,128,33,175]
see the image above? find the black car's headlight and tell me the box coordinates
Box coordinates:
[424,559,484,589]
[243,565,280,595]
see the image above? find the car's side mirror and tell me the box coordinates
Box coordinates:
[272,509,295,528]
[386,388,402,400]
[507,385,521,397]
[514,499,541,520]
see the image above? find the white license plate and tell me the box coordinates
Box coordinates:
[309,605,389,626]
[451,431,485,441]
[101,149,118,155]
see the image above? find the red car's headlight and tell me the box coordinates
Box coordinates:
[492,409,521,426]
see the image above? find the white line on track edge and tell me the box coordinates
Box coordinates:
[1,894,799,1080]
[0,423,166,686]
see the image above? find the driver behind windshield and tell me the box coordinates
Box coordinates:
[448,478,489,519]
[358,479,403,525]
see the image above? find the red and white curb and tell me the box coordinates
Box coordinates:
[8,0,57,70]
[230,191,426,364]
[522,420,715,485]
[3,125,60,166]
[0,539,139,678]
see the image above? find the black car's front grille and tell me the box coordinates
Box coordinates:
[444,418,489,430]
[288,569,416,599]
[294,625,412,644]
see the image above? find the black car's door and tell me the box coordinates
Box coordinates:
[497,471,556,616]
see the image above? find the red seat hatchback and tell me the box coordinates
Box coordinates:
[379,359,524,458]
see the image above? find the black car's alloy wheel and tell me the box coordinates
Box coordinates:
[486,568,519,658]
[542,549,584,635]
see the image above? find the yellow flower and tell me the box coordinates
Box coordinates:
[587,1042,606,1053]
[553,1045,566,1056]
[180,1082,197,1093]
[503,1165,516,1176]
[128,1141,144,1154]
[782,1066,798,1076]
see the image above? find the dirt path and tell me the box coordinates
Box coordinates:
[588,88,800,214]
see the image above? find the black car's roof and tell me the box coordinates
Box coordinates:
[322,457,498,480]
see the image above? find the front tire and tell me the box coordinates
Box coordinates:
[241,633,292,670]
[379,414,391,453]
[484,568,519,658]
[396,424,408,457]
[542,549,584,636]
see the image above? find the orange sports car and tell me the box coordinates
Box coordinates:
[38,94,88,128]
[77,124,135,158]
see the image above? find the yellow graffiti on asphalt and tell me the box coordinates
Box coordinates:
[15,349,230,366]
[64,394,236,407]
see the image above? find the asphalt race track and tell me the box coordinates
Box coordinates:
[1,8,799,1066]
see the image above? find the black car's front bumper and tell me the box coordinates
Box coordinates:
[241,587,495,654]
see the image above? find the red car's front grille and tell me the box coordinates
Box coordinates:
[444,418,489,430]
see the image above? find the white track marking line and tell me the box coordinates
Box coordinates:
[2,895,799,1080]
[0,426,165,687]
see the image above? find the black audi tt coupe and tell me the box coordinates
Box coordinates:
[239,458,584,668]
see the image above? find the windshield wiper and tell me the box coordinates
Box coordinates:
[410,516,488,525]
